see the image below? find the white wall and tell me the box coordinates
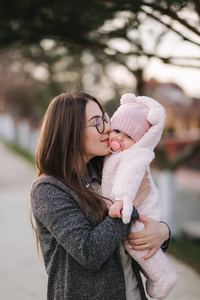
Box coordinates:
[0,113,39,155]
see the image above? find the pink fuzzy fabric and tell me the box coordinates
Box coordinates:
[102,94,178,299]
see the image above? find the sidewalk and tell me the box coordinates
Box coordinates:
[0,141,200,300]
[0,142,47,300]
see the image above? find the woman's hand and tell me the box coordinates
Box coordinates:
[133,171,150,208]
[125,215,170,260]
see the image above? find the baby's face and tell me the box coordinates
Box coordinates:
[109,129,135,151]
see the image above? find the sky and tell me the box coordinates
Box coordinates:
[145,11,200,98]
[144,40,200,99]
[106,37,200,100]
[107,9,200,99]
[145,59,200,99]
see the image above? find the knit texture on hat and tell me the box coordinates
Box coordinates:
[111,103,151,142]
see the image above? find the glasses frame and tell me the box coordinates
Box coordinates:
[85,112,110,134]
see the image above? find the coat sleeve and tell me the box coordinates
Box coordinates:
[111,147,155,223]
[31,179,135,270]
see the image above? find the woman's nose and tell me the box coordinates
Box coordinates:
[104,122,111,133]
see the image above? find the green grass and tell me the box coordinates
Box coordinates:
[1,138,35,164]
[168,238,200,274]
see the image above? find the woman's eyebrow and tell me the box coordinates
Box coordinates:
[87,115,101,122]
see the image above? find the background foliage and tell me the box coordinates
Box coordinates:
[1,0,199,107]
[0,0,200,167]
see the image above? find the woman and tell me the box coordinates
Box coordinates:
[30,92,170,300]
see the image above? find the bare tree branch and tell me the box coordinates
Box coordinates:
[104,46,200,69]
[193,0,200,17]
[140,7,200,47]
[141,1,200,36]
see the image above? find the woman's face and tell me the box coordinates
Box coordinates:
[83,100,110,163]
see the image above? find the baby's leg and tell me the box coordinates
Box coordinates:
[126,221,178,300]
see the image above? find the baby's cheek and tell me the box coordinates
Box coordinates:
[124,139,135,149]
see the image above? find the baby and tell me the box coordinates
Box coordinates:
[101,93,178,300]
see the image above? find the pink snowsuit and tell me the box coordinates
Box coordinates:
[101,94,178,300]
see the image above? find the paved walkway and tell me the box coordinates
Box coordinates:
[0,142,47,300]
[0,141,200,300]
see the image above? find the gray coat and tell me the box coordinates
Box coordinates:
[31,176,148,300]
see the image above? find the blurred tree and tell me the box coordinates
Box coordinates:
[0,0,200,169]
[0,0,199,96]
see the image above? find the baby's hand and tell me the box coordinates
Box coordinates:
[109,200,123,218]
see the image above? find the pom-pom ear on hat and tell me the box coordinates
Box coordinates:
[120,93,137,105]
[147,108,163,125]
[121,94,166,127]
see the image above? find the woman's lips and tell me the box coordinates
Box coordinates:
[101,137,109,143]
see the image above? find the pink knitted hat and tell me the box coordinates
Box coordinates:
[111,99,151,142]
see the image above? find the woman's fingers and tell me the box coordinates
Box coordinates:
[144,171,149,180]
[125,236,154,249]
[125,214,170,260]
[126,214,166,251]
[125,239,157,260]
[126,238,158,260]
[142,248,157,260]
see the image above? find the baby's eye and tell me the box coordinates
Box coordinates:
[126,134,132,139]
[114,129,120,133]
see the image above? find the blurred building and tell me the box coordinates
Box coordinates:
[144,79,200,169]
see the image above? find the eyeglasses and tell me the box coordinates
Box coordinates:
[85,112,110,134]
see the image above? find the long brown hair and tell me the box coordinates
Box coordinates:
[33,92,108,222]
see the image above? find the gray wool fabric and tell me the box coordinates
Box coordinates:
[31,176,148,300]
